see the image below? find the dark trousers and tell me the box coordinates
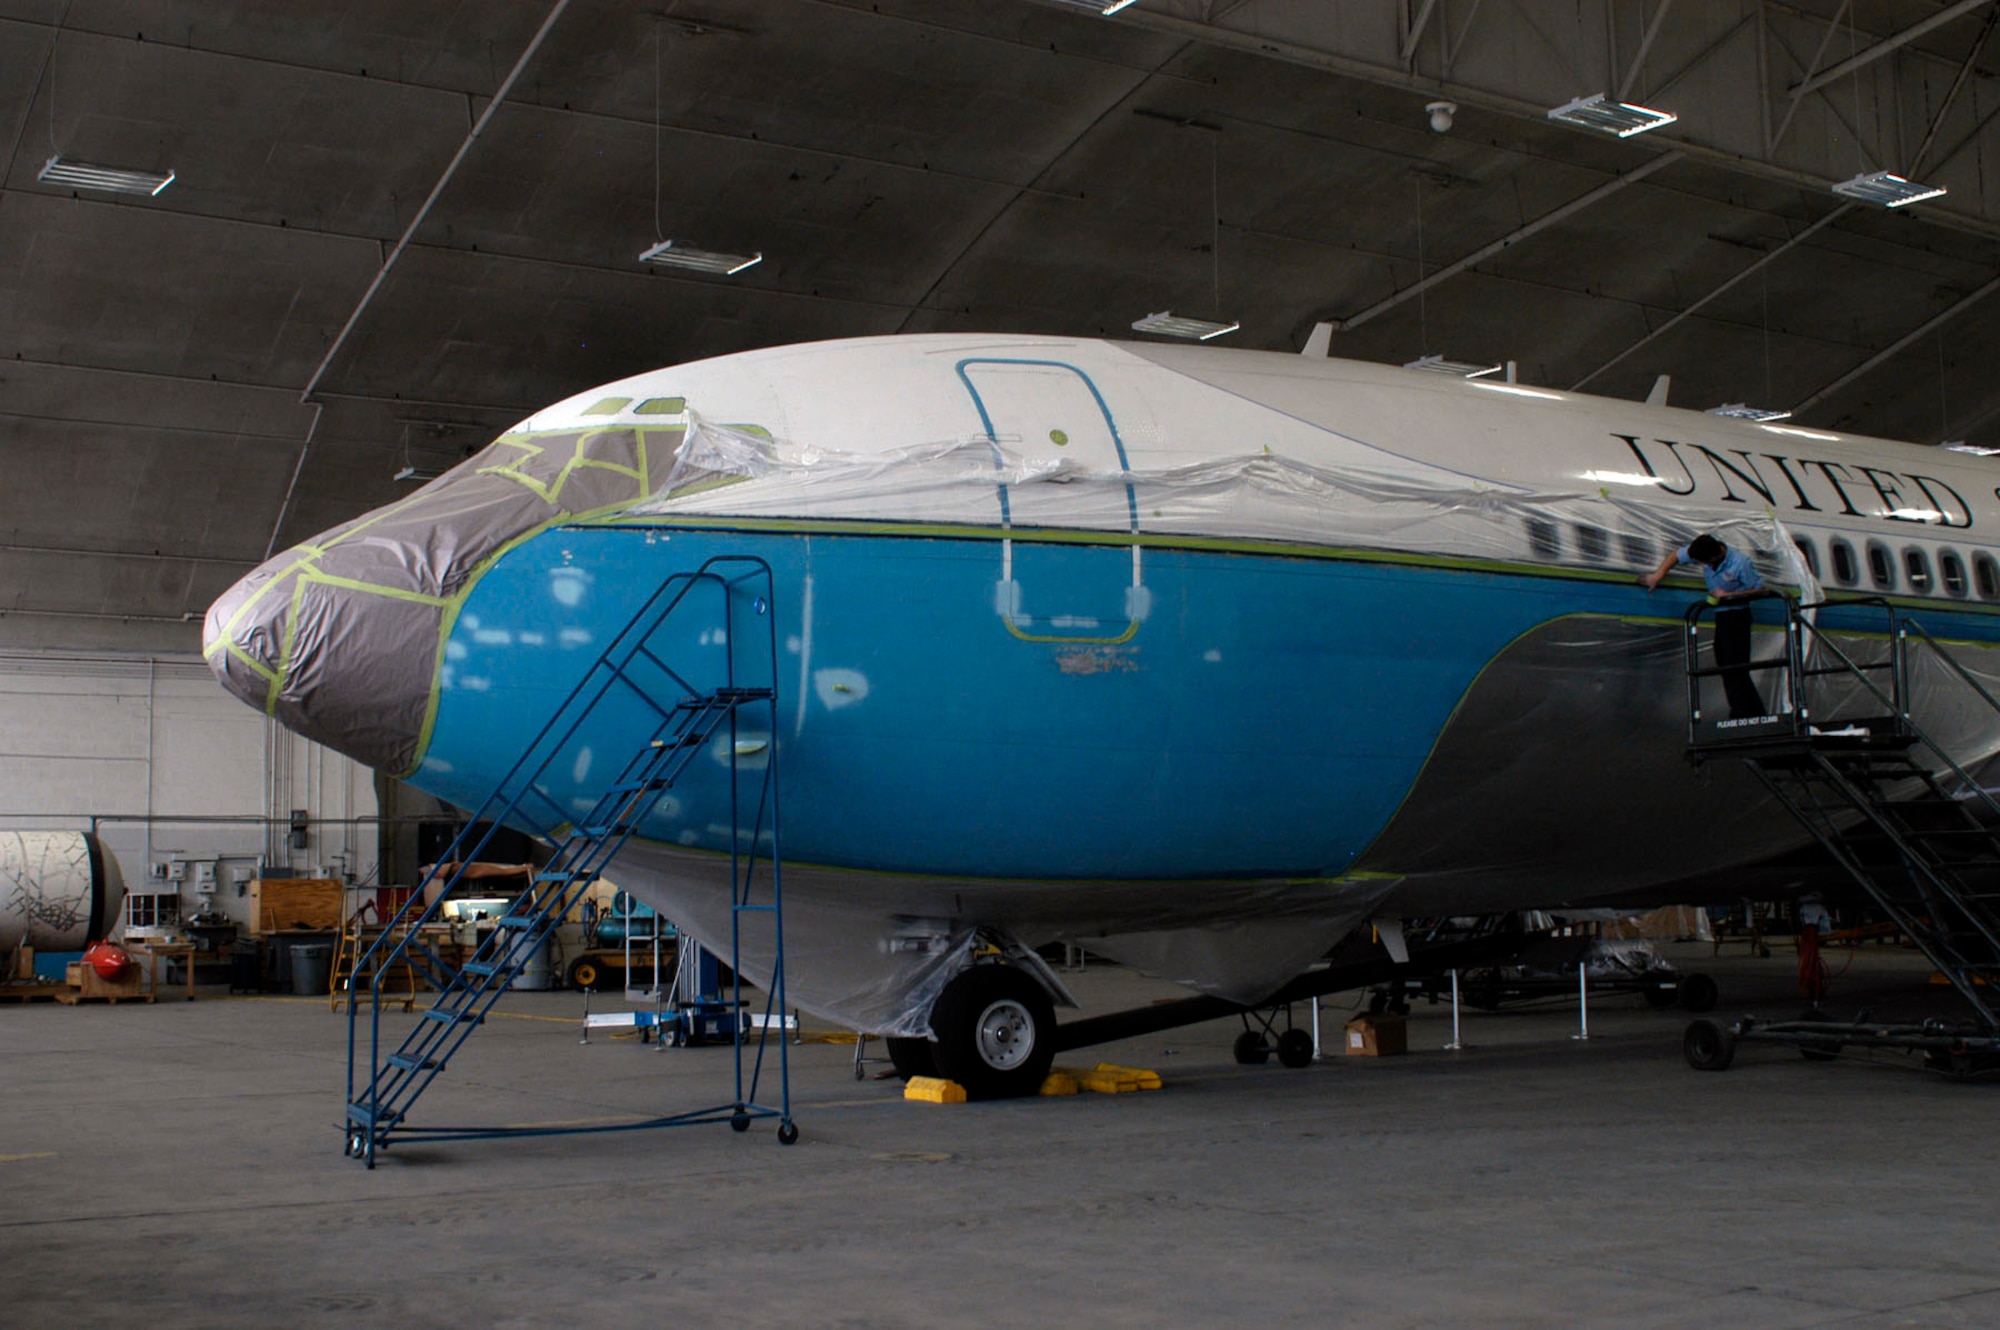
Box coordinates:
[1713,607,1765,719]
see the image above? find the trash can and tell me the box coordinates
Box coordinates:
[229,940,263,994]
[512,937,552,991]
[290,943,332,996]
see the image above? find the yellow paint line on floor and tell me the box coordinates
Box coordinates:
[0,1152,56,1164]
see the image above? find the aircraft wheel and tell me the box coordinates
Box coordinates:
[928,966,1057,1100]
[885,1036,937,1081]
[1678,972,1719,1013]
[1683,1019,1736,1071]
[1233,1030,1271,1065]
[1275,1029,1315,1069]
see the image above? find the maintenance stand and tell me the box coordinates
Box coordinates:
[343,555,794,1165]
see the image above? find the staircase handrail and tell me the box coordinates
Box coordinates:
[350,556,749,981]
[1893,614,2000,823]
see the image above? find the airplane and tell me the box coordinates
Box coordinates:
[202,332,2000,1097]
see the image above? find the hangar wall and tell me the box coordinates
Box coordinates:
[0,651,378,936]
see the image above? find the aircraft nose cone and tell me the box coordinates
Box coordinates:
[203,541,444,774]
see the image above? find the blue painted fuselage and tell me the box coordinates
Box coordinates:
[410,521,1866,885]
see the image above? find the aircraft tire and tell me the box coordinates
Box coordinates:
[885,1036,938,1081]
[1233,1031,1271,1065]
[1678,972,1719,1012]
[928,966,1056,1100]
[1683,1019,1736,1071]
[1275,1029,1315,1068]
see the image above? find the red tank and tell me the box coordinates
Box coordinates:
[84,940,133,981]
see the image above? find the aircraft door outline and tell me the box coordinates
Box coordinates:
[955,358,1148,645]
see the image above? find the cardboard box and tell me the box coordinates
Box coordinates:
[1344,1014,1407,1057]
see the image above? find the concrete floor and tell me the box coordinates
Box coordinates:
[4,942,1997,1328]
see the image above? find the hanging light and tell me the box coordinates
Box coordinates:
[638,241,763,275]
[1547,94,1677,138]
[38,155,174,196]
[1131,311,1239,340]
[1831,171,1946,208]
[1403,354,1503,379]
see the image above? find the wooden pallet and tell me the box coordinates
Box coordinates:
[54,990,154,1005]
[0,982,68,1004]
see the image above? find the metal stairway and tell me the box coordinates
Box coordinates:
[344,555,791,1164]
[1684,596,2000,1034]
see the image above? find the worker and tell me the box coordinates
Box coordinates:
[1642,533,1767,719]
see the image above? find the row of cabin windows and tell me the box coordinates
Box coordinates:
[1792,534,2000,600]
[1527,519,1653,567]
[1524,519,2000,601]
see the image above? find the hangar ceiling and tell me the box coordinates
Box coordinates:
[8,0,2000,649]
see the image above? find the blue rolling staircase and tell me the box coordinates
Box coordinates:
[343,555,792,1165]
[1683,597,2000,1071]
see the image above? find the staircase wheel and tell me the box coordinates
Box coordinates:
[1275,1029,1316,1069]
[1677,972,1719,1013]
[1683,1019,1736,1071]
[777,1121,800,1146]
[1233,1030,1272,1065]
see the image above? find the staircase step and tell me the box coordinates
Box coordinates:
[494,915,539,930]
[460,961,503,978]
[346,1103,401,1129]
[386,1053,438,1072]
[423,1007,481,1026]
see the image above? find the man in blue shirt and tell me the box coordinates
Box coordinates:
[1642,533,1767,719]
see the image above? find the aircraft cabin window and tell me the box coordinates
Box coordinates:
[1621,534,1653,566]
[1575,525,1609,562]
[1940,551,1968,597]
[1793,536,1820,577]
[1978,553,2000,600]
[1866,541,1895,591]
[1527,519,1561,560]
[1904,547,1933,593]
[1830,538,1859,587]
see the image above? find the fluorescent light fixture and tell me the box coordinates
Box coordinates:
[1831,170,1946,208]
[1052,0,1140,10]
[1941,440,2000,456]
[1708,403,1792,423]
[1403,354,1503,379]
[1547,94,1677,138]
[1468,380,1563,400]
[1131,311,1239,341]
[638,240,763,274]
[1581,470,1665,487]
[1762,423,1840,442]
[38,154,174,196]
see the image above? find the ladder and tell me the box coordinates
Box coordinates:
[329,900,418,1013]
[1684,596,2000,1032]
[344,555,791,1165]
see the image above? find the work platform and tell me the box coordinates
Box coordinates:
[1682,595,2000,1075]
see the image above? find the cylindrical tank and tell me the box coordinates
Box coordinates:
[0,832,127,952]
[512,936,553,991]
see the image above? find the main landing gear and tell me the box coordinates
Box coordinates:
[926,965,1058,1100]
